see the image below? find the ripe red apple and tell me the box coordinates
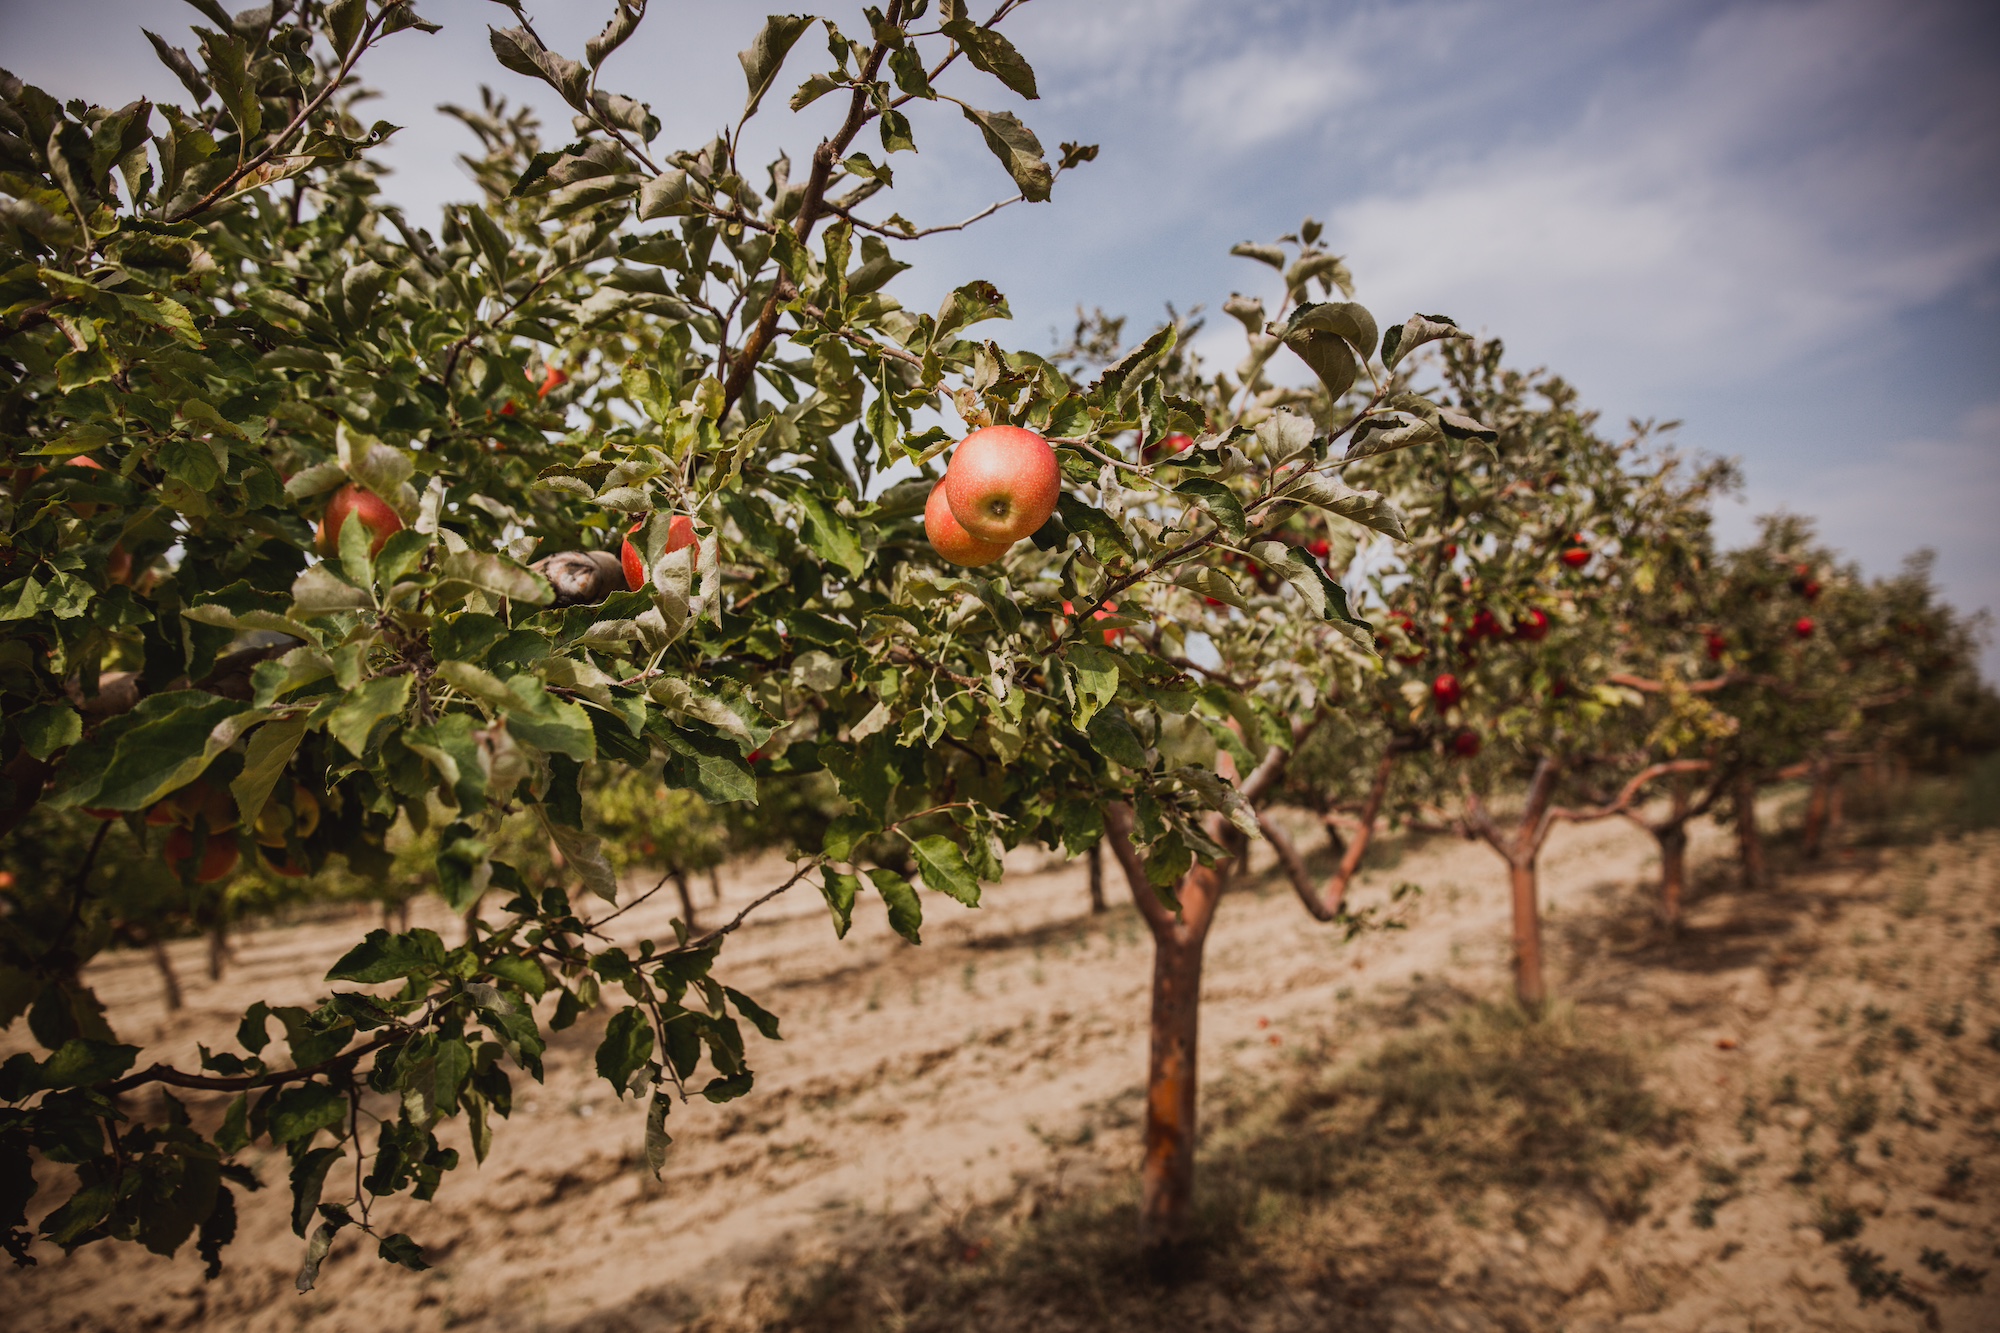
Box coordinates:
[1793,617,1815,639]
[1431,673,1462,709]
[499,399,518,416]
[316,484,403,557]
[1466,608,1501,642]
[925,481,1011,567]
[1061,599,1121,645]
[621,514,700,589]
[1450,729,1481,759]
[1705,631,1727,661]
[164,827,240,883]
[1560,546,1590,569]
[1142,431,1194,462]
[537,366,569,398]
[943,425,1060,544]
[1513,608,1550,642]
[1308,538,1331,559]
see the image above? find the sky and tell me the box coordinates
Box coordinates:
[4,0,1998,671]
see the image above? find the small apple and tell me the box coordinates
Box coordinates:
[537,366,569,398]
[1466,608,1501,642]
[1560,543,1590,569]
[316,484,403,557]
[1513,608,1549,642]
[1143,431,1194,462]
[254,787,321,847]
[621,514,700,590]
[925,480,1012,567]
[1431,673,1462,710]
[257,845,310,878]
[1449,729,1481,759]
[1705,631,1727,661]
[164,827,240,883]
[1308,538,1331,559]
[943,425,1060,543]
[1793,617,1815,639]
[499,399,518,416]
[1061,599,1121,645]
[1444,542,1459,560]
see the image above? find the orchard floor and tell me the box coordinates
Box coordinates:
[11,798,2000,1332]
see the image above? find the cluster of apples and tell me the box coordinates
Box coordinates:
[922,426,1062,567]
[86,779,321,882]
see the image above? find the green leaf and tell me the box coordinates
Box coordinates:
[37,1038,139,1090]
[909,835,981,907]
[327,674,411,758]
[295,1217,343,1293]
[1086,709,1149,770]
[790,71,842,111]
[1173,564,1247,609]
[738,14,815,118]
[1230,242,1287,270]
[658,726,755,804]
[644,1090,672,1176]
[821,813,874,862]
[378,1233,430,1272]
[1275,474,1409,541]
[595,1005,655,1093]
[724,987,782,1040]
[941,19,1038,99]
[819,869,860,938]
[439,550,553,606]
[1067,642,1120,728]
[794,490,866,576]
[701,1070,754,1103]
[1345,411,1446,462]
[15,701,80,761]
[958,105,1052,202]
[290,563,371,617]
[51,695,256,811]
[503,676,595,762]
[1275,301,1378,401]
[230,717,306,833]
[638,168,692,220]
[1381,312,1467,371]
[1056,493,1134,561]
[1173,478,1247,543]
[271,1086,347,1149]
[487,955,549,999]
[326,929,447,984]
[488,26,588,108]
[548,821,619,903]
[869,868,922,943]
[289,1146,343,1236]
[1248,541,1368,628]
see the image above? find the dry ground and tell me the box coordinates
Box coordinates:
[9,790,2000,1332]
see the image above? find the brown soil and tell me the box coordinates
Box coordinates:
[10,806,2000,1332]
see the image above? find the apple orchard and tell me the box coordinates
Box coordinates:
[0,0,1990,1288]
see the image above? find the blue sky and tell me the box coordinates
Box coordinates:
[7,0,1998,670]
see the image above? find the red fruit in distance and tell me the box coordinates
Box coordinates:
[499,399,518,416]
[316,484,403,557]
[1514,608,1549,642]
[164,827,240,883]
[258,845,309,878]
[1794,617,1815,639]
[1560,547,1590,569]
[943,425,1060,543]
[1450,729,1482,759]
[1308,539,1331,559]
[1705,631,1727,661]
[1467,609,1501,641]
[1444,542,1459,560]
[537,366,569,398]
[1061,599,1121,645]
[1551,678,1572,699]
[1431,673,1462,709]
[925,480,1011,567]
[1145,431,1194,461]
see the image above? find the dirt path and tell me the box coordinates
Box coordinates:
[12,807,2000,1332]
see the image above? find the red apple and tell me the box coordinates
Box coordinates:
[1143,431,1194,462]
[1705,631,1727,661]
[537,366,569,399]
[621,514,701,590]
[164,827,240,883]
[1560,547,1590,569]
[1308,538,1331,559]
[258,846,310,878]
[924,481,1011,567]
[1794,617,1815,639]
[1431,673,1462,710]
[943,425,1060,543]
[1061,599,1121,645]
[316,484,403,557]
[1513,608,1549,642]
[1444,542,1459,560]
[1466,608,1501,642]
[499,399,518,416]
[1449,729,1481,759]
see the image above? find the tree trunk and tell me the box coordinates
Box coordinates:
[1104,804,1228,1262]
[1142,924,1205,1253]
[149,936,184,1012]
[1802,756,1831,859]
[1656,822,1688,934]
[1508,858,1546,1013]
[205,919,229,982]
[1826,772,1845,854]
[1086,842,1106,914]
[671,868,697,928]
[707,866,723,903]
[1733,770,1765,889]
